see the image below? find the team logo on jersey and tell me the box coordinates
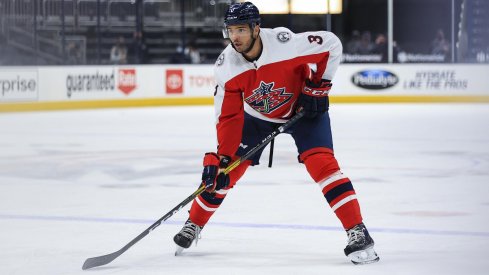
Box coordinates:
[245,81,293,114]
[216,53,225,66]
[277,32,291,43]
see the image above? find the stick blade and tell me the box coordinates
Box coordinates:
[82,251,121,270]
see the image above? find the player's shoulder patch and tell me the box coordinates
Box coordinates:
[216,53,225,66]
[269,27,293,43]
[276,31,291,43]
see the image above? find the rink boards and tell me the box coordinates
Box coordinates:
[1,64,488,112]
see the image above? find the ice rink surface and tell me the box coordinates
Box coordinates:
[1,104,488,275]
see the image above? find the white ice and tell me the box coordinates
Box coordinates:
[0,104,488,275]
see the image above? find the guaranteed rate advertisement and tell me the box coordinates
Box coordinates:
[34,65,216,102]
[65,69,117,98]
[42,66,144,101]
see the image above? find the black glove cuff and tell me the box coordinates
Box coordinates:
[219,155,232,168]
[305,79,332,88]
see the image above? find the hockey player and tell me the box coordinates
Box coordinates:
[174,2,379,265]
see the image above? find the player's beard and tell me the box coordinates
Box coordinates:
[231,33,257,54]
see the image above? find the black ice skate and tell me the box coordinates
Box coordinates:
[173,219,202,256]
[344,223,380,265]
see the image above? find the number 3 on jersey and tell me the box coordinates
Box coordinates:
[308,35,323,45]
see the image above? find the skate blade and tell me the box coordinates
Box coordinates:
[348,247,380,265]
[175,245,185,256]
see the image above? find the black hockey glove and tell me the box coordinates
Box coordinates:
[297,79,332,119]
[201,152,231,192]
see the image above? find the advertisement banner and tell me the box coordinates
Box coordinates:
[2,63,488,111]
[36,65,216,102]
[0,69,39,102]
[64,69,117,99]
[165,69,184,94]
[331,64,489,96]
[117,69,137,95]
[170,65,216,96]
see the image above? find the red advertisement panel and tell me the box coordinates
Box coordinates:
[166,69,183,94]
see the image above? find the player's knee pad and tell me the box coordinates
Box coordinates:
[300,147,340,183]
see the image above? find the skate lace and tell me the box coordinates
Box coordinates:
[347,227,365,246]
[180,221,202,246]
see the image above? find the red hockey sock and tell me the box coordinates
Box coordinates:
[301,148,363,230]
[189,160,251,227]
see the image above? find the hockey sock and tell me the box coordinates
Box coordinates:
[301,148,363,230]
[189,160,251,227]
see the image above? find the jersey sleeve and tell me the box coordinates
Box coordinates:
[293,30,343,82]
[213,71,244,158]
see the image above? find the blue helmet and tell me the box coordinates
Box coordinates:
[224,1,261,27]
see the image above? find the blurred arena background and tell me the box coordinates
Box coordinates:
[0,0,488,111]
[1,2,489,273]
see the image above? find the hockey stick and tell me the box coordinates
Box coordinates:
[82,111,304,270]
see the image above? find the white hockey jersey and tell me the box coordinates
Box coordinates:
[213,27,342,157]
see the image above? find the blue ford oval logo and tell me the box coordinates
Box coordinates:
[351,70,398,90]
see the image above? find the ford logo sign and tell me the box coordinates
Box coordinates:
[351,70,399,90]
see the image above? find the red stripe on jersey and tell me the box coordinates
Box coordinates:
[216,51,331,157]
[224,59,309,119]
